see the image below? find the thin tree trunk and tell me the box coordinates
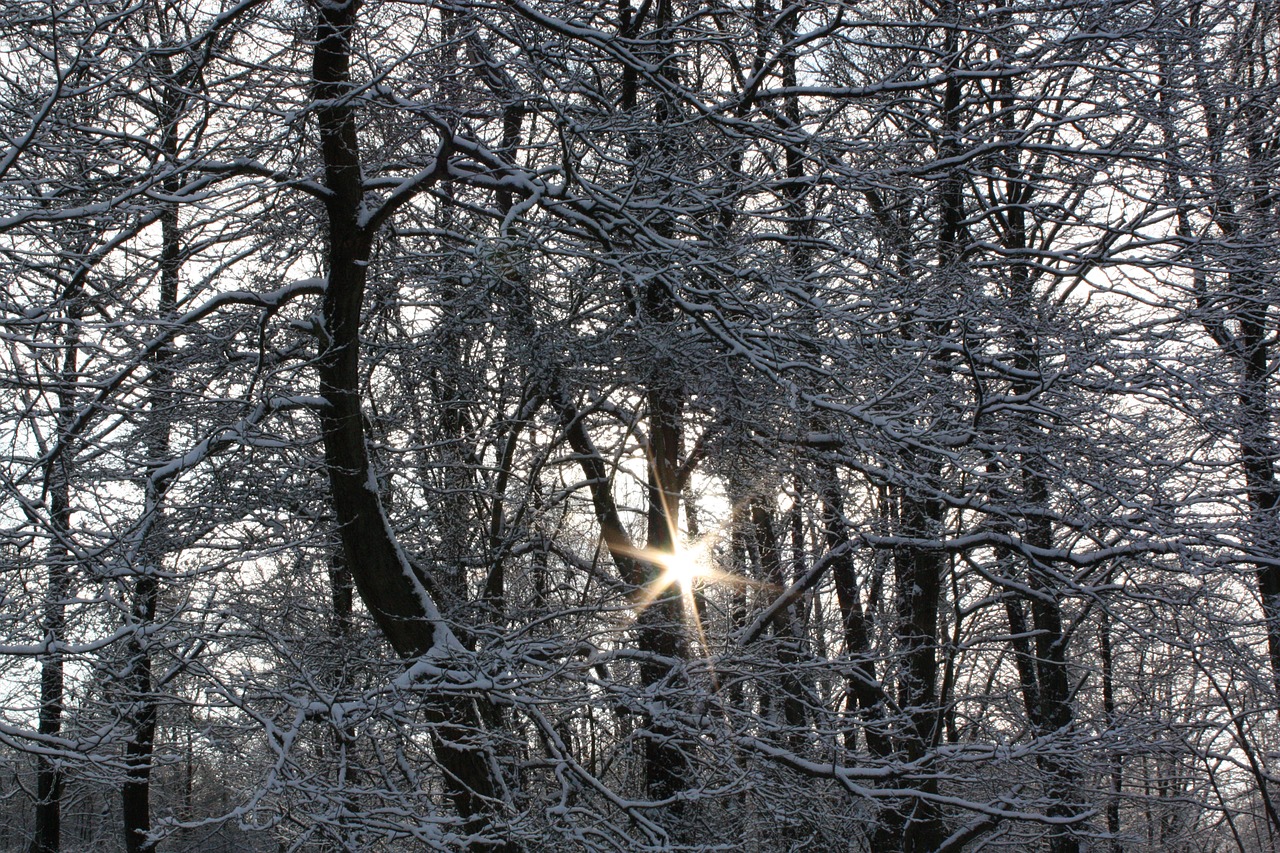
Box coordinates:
[748,498,807,744]
[1023,487,1081,853]
[1101,608,1123,853]
[31,269,84,853]
[31,446,72,853]
[122,53,184,852]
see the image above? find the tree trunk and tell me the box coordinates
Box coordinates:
[748,498,807,744]
[310,2,513,845]
[122,53,184,852]
[1235,294,1280,693]
[820,480,890,758]
[876,480,947,853]
[1101,608,1123,853]
[31,276,84,853]
[31,461,70,853]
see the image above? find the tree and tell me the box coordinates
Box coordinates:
[1162,0,1280,692]
[5,0,1280,850]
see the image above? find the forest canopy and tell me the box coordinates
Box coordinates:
[1,0,1279,850]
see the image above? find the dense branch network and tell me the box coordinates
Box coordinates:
[0,0,1276,851]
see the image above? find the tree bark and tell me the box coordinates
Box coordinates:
[310,2,513,845]
[31,267,84,853]
[122,48,186,852]
[820,481,891,758]
[748,497,807,744]
[31,454,71,853]
[875,480,947,853]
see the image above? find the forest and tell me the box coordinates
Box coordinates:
[0,0,1278,849]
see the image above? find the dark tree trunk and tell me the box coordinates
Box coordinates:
[558,385,693,808]
[1235,291,1280,692]
[123,56,184,851]
[310,2,513,846]
[749,498,807,744]
[1005,102,1082,852]
[820,481,890,758]
[31,468,70,853]
[874,481,947,853]
[641,365,693,804]
[1023,481,1080,853]
[31,275,84,853]
[1101,608,1123,853]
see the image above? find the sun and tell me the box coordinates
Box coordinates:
[623,535,731,616]
[653,541,713,593]
[623,529,767,657]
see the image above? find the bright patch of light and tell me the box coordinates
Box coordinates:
[654,541,713,593]
[621,518,770,658]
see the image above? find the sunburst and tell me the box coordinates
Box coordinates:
[652,539,714,593]
[624,533,733,610]
[621,524,768,657]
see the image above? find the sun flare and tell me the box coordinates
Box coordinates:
[618,524,775,658]
[623,534,736,618]
[654,542,713,592]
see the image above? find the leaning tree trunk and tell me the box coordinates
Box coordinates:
[309,1,513,845]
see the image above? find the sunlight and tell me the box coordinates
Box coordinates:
[654,541,713,593]
[634,538,720,658]
[617,510,775,660]
[623,533,736,624]
[628,533,750,606]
